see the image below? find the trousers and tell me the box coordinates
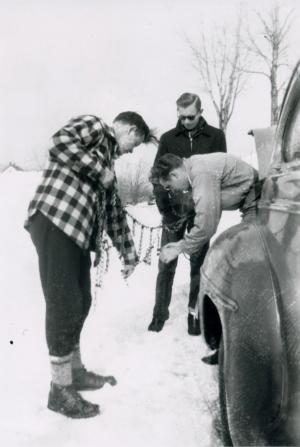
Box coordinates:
[153,226,209,321]
[29,211,92,357]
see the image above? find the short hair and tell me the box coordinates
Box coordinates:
[150,153,183,182]
[176,93,201,111]
[114,111,156,143]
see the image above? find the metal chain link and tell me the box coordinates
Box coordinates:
[142,227,154,265]
[94,197,164,294]
[94,188,107,270]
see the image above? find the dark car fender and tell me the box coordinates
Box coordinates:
[199,221,287,445]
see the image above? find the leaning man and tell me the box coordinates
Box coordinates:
[154,152,262,363]
[155,153,261,262]
[24,112,153,418]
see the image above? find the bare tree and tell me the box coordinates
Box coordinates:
[186,14,249,133]
[116,155,154,205]
[244,4,293,125]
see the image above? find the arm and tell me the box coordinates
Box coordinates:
[182,172,221,255]
[160,172,221,262]
[105,190,138,268]
[49,115,107,183]
[152,135,178,222]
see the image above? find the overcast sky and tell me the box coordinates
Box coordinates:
[0,0,299,166]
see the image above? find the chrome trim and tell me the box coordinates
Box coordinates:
[259,201,300,215]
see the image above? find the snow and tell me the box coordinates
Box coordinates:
[0,170,239,447]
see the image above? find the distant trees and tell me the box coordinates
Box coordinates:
[186,14,249,133]
[0,152,47,173]
[0,163,8,173]
[116,157,154,205]
[244,3,293,125]
[115,146,156,205]
[0,161,23,172]
[186,3,293,128]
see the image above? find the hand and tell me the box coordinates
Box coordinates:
[121,264,136,279]
[100,168,114,189]
[164,217,187,232]
[159,241,183,264]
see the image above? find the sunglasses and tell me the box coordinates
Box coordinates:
[178,114,198,121]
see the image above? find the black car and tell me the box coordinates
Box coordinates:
[199,60,300,446]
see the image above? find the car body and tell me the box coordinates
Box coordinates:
[198,61,300,446]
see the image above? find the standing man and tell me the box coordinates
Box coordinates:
[148,93,226,334]
[25,112,153,418]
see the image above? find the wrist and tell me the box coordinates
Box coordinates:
[177,240,185,253]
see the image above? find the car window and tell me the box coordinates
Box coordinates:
[283,97,300,161]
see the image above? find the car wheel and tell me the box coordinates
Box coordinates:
[219,336,233,446]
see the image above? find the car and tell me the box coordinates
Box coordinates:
[198,60,300,446]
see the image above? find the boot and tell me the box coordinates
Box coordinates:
[73,366,117,391]
[47,382,100,418]
[148,317,165,332]
[201,349,219,365]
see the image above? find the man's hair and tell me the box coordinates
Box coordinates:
[150,153,183,182]
[176,93,201,111]
[114,111,157,143]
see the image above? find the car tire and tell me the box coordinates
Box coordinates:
[219,335,233,446]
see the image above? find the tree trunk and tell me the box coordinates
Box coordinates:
[270,46,279,126]
[271,82,279,125]
[219,111,228,134]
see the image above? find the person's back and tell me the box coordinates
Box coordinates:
[185,153,258,212]
[155,152,261,258]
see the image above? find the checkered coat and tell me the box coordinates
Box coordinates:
[24,115,138,266]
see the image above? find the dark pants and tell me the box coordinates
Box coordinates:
[153,227,209,321]
[29,211,92,357]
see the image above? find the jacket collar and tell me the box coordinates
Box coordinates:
[101,121,121,158]
[175,116,211,137]
[182,158,193,191]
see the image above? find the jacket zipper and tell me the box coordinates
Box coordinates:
[188,132,193,152]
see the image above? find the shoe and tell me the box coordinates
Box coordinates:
[187,313,201,336]
[201,349,219,365]
[47,382,100,418]
[73,366,117,391]
[148,318,165,332]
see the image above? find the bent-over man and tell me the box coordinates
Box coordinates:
[153,152,262,361]
[25,112,153,418]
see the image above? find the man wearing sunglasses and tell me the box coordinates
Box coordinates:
[148,92,226,336]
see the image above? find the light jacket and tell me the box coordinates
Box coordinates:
[181,153,260,255]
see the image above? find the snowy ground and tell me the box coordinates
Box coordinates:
[0,170,240,447]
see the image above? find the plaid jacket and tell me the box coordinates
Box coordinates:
[24,115,138,266]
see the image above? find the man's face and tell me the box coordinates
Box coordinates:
[177,103,201,130]
[159,167,189,192]
[114,122,144,154]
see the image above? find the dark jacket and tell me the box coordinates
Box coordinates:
[153,117,227,224]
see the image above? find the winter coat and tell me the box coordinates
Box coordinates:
[24,115,138,266]
[153,117,227,224]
